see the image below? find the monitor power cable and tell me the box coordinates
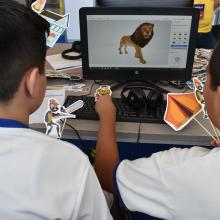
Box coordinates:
[60,119,85,149]
[137,122,141,149]
[60,119,95,164]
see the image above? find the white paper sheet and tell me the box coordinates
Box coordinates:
[46,53,82,71]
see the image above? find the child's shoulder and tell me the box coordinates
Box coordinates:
[26,129,89,164]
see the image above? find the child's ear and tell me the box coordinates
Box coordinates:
[24,67,40,98]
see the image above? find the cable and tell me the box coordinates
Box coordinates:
[168,80,187,89]
[137,122,141,146]
[87,80,96,96]
[60,119,96,164]
[182,86,189,93]
[94,80,115,85]
[60,119,85,149]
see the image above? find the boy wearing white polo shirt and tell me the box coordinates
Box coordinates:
[95,42,220,219]
[0,1,112,219]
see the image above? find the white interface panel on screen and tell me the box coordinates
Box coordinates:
[86,15,192,69]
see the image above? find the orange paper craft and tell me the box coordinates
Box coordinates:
[164,92,202,131]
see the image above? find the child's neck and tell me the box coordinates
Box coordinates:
[0,102,29,126]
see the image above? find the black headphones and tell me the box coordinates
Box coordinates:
[61,41,82,60]
[121,85,164,110]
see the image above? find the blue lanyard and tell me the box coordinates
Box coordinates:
[0,119,29,128]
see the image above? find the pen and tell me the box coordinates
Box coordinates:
[56,65,82,71]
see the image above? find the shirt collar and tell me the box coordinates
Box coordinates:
[0,119,29,128]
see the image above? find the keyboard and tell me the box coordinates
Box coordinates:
[64,95,166,123]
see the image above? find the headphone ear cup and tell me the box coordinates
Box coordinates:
[61,41,82,60]
[72,41,81,53]
[126,88,146,109]
[146,89,163,109]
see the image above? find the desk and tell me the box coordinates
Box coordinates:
[31,43,213,147]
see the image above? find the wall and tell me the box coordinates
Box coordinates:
[64,0,95,42]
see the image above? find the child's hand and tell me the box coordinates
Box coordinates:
[95,94,116,120]
[211,139,220,147]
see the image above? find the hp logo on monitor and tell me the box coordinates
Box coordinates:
[134,70,140,75]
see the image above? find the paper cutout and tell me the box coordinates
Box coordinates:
[41,10,69,47]
[31,2,70,48]
[65,100,84,114]
[95,85,112,101]
[31,0,47,14]
[44,98,83,138]
[186,73,207,90]
[32,9,69,47]
[193,77,208,119]
[164,92,202,131]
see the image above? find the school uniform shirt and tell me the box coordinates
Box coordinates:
[0,119,112,220]
[194,0,215,33]
[114,146,220,220]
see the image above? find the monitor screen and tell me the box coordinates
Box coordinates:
[80,7,199,81]
[97,0,194,7]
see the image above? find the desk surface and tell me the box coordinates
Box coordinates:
[31,43,214,147]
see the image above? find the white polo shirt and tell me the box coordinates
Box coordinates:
[114,146,220,220]
[0,119,112,220]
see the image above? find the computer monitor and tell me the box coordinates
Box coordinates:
[79,7,199,82]
[97,0,194,7]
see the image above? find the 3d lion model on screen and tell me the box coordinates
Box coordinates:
[119,22,154,64]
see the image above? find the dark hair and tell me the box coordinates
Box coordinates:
[0,0,50,101]
[131,22,154,48]
[209,40,220,90]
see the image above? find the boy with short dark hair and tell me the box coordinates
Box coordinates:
[95,41,220,219]
[0,1,112,219]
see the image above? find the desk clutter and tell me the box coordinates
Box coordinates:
[186,48,213,90]
[45,69,90,94]
[64,95,166,123]
[46,53,82,71]
[63,75,220,143]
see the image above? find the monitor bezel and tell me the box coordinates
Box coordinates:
[79,7,199,81]
[97,0,194,7]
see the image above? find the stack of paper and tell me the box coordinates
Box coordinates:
[46,53,82,71]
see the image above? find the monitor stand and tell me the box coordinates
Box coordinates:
[110,80,170,94]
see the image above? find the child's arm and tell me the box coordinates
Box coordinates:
[94,95,119,193]
[211,139,220,146]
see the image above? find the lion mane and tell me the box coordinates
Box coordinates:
[130,22,154,48]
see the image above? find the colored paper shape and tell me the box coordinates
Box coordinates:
[44,98,82,138]
[95,85,112,101]
[31,0,47,14]
[193,77,208,119]
[39,10,70,47]
[164,92,202,131]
